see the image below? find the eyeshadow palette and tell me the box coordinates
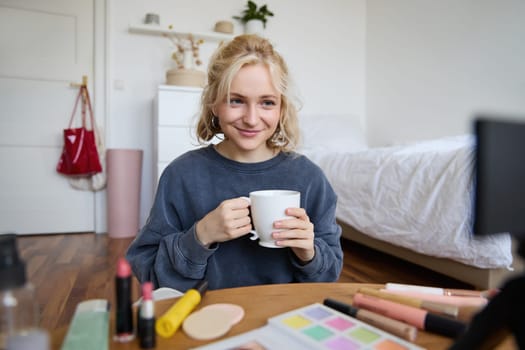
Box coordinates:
[268,303,422,350]
[193,303,423,350]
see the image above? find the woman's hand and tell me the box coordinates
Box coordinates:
[195,197,251,246]
[272,207,315,263]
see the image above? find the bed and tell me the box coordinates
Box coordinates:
[299,114,519,289]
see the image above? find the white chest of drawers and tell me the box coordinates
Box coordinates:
[153,85,203,183]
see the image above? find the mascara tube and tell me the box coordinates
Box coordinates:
[114,258,134,342]
[155,280,208,338]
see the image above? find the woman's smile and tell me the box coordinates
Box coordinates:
[236,127,261,137]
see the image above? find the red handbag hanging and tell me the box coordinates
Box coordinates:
[56,85,102,176]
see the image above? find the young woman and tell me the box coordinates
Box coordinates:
[126,35,343,291]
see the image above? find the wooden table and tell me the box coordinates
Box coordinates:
[50,282,516,349]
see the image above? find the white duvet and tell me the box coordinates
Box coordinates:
[308,135,513,269]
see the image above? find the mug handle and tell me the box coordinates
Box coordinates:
[241,196,258,241]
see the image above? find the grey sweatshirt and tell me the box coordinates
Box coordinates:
[126,145,343,292]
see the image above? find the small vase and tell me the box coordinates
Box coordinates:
[182,49,193,69]
[244,19,264,35]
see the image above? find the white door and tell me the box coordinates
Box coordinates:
[0,0,96,234]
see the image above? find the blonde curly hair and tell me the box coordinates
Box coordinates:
[196,34,300,152]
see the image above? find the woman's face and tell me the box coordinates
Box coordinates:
[215,63,281,162]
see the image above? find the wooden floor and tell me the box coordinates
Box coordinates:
[17,232,472,333]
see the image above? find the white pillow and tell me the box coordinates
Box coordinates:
[298,114,367,156]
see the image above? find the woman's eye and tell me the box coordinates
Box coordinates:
[262,100,276,107]
[229,98,243,105]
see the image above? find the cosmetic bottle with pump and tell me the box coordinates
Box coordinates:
[0,234,49,350]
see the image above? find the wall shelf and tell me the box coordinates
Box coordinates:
[129,24,234,42]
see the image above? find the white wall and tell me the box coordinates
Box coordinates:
[106,0,525,230]
[366,0,525,146]
[107,0,366,227]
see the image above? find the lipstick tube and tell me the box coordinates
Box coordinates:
[138,282,156,349]
[114,258,134,342]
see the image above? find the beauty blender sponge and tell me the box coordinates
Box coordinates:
[199,303,245,325]
[182,303,244,340]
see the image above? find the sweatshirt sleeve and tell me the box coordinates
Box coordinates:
[290,166,343,282]
[125,173,217,291]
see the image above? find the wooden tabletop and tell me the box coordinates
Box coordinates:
[50,282,515,350]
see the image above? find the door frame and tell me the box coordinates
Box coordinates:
[94,0,108,233]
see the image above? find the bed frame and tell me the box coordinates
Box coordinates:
[339,221,522,289]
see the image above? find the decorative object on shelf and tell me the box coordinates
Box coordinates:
[144,13,160,26]
[166,68,205,87]
[233,0,274,35]
[164,25,206,87]
[129,25,233,41]
[244,19,263,35]
[214,20,234,34]
[166,31,203,69]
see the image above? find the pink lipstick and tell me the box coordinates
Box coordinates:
[114,258,134,342]
[138,281,156,348]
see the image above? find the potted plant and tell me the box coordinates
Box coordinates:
[233,0,274,34]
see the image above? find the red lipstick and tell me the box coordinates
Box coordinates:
[114,257,134,342]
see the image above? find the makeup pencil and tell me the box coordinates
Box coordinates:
[380,289,488,308]
[385,283,496,298]
[353,293,467,338]
[324,298,418,341]
[358,287,459,318]
[365,288,483,322]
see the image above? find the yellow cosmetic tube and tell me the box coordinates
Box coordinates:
[155,280,208,338]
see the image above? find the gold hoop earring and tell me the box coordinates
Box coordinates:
[270,128,286,146]
[211,115,220,130]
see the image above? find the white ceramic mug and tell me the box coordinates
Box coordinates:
[244,190,301,248]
